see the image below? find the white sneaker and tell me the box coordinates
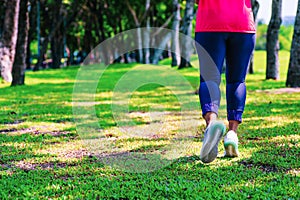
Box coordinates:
[200,121,226,163]
[224,130,239,157]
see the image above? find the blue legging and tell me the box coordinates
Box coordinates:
[195,32,255,123]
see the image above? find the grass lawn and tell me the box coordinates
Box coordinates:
[0,51,299,199]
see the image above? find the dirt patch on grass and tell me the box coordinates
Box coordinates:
[60,149,91,159]
[246,137,263,141]
[10,147,94,171]
[15,161,68,171]
[286,168,300,176]
[0,128,18,133]
[2,120,25,125]
[239,160,280,173]
[240,159,300,175]
[0,126,73,136]
[256,87,300,94]
[14,160,80,171]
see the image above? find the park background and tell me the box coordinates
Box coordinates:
[0,0,299,199]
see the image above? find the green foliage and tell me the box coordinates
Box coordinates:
[279,26,293,51]
[255,24,268,50]
[0,52,299,199]
[62,0,71,5]
[156,2,167,13]
[279,35,291,51]
[256,25,294,51]
[30,40,38,55]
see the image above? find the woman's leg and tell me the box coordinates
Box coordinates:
[195,32,230,162]
[225,33,256,130]
[195,32,227,125]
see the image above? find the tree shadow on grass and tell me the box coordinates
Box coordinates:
[0,128,299,199]
[238,133,300,172]
[240,121,299,140]
[245,97,300,118]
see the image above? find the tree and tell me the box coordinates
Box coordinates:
[12,0,29,86]
[178,0,194,69]
[34,0,84,70]
[0,1,5,35]
[266,0,282,80]
[171,0,181,67]
[143,0,151,64]
[286,0,300,87]
[248,0,260,74]
[0,0,20,82]
[50,0,64,69]
[125,0,151,63]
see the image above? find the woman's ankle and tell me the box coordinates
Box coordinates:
[228,120,239,132]
[204,112,218,126]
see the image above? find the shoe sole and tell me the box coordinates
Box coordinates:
[224,142,238,157]
[200,121,225,163]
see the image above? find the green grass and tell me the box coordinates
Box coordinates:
[0,51,299,199]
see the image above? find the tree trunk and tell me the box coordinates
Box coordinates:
[248,0,260,74]
[178,0,194,69]
[51,36,64,69]
[26,36,31,70]
[98,3,106,42]
[0,1,6,36]
[171,0,181,67]
[143,0,151,64]
[33,37,48,71]
[266,0,282,80]
[136,29,143,63]
[34,0,81,71]
[0,0,20,82]
[12,0,29,86]
[33,0,43,71]
[286,0,300,87]
[125,0,147,63]
[152,32,172,64]
[50,0,63,69]
[83,14,93,55]
[144,17,151,64]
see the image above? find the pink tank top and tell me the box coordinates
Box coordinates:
[195,0,256,33]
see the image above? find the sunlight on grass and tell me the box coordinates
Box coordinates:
[245,116,299,129]
[95,91,113,99]
[0,81,10,88]
[0,51,299,198]
[268,134,300,147]
[36,140,87,160]
[28,78,74,85]
[0,121,74,133]
[286,169,300,177]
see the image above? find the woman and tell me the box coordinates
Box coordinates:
[195,0,256,163]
